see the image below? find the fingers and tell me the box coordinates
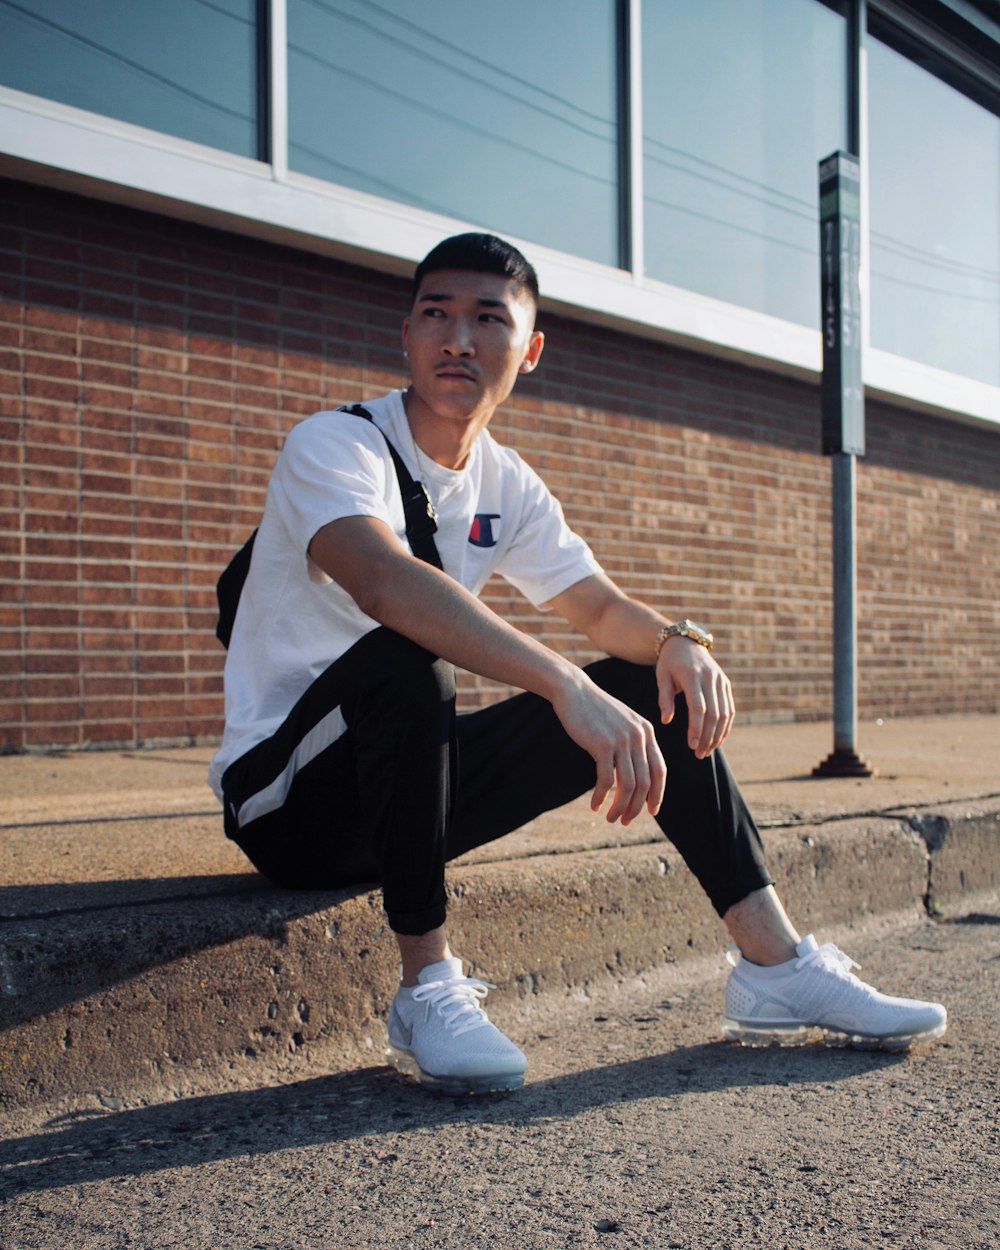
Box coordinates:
[645,721,667,817]
[557,680,665,828]
[591,754,615,815]
[592,722,666,826]
[684,666,735,759]
[604,750,638,824]
[659,674,677,726]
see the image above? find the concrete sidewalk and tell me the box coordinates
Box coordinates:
[1,715,998,1109]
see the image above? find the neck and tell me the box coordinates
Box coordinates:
[402,388,490,471]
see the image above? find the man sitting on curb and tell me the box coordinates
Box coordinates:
[209,232,946,1095]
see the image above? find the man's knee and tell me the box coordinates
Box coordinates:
[346,628,456,713]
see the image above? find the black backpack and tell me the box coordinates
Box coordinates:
[215,404,442,648]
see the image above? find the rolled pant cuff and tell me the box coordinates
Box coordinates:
[710,870,776,919]
[387,901,447,936]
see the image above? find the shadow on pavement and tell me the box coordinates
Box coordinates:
[1,1041,908,1197]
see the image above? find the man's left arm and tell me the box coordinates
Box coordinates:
[544,572,735,759]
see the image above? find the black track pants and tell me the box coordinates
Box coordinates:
[222,627,772,935]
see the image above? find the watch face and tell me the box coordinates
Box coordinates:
[680,620,713,645]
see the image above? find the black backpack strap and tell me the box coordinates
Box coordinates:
[215,528,257,647]
[216,404,446,648]
[339,404,443,570]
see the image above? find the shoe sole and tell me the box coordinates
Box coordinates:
[386,1044,525,1096]
[721,1018,947,1052]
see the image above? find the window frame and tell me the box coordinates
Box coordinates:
[0,0,996,427]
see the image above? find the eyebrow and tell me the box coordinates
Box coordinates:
[418,292,507,309]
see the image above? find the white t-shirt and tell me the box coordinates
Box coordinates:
[209,390,601,797]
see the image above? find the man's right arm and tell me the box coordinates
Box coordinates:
[308,514,666,825]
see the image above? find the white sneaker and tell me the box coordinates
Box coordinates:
[386,957,527,1095]
[722,934,947,1051]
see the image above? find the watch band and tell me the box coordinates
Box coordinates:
[654,619,714,658]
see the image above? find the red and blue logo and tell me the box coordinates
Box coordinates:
[468,513,501,548]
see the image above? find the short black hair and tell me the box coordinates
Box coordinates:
[412,233,539,309]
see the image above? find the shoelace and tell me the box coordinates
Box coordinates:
[798,942,861,979]
[727,942,862,980]
[411,976,496,1037]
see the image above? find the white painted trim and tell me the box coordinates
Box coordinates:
[865,348,1000,426]
[1,87,996,429]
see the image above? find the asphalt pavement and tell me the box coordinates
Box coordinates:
[1,900,998,1250]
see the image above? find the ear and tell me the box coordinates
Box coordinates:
[518,329,545,374]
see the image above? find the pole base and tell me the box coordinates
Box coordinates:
[812,748,876,778]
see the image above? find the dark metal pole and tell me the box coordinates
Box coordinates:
[848,0,864,156]
[813,0,874,778]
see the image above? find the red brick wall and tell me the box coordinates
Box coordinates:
[1,180,998,751]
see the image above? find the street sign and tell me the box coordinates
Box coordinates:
[814,149,874,778]
[819,151,864,456]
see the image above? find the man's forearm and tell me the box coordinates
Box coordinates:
[365,553,582,699]
[548,574,668,666]
[310,516,581,704]
[586,597,669,666]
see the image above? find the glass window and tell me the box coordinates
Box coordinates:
[642,0,846,328]
[287,0,619,267]
[868,38,1000,387]
[0,0,259,159]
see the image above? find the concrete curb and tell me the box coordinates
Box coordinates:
[2,804,997,1109]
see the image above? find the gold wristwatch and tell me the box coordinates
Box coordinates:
[654,619,714,657]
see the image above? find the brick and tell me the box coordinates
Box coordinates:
[81,695,135,725]
[0,180,995,751]
[83,385,133,411]
[26,697,83,722]
[24,722,80,747]
[86,652,135,674]
[135,323,185,353]
[136,345,186,375]
[24,374,79,404]
[26,673,83,699]
[134,392,184,418]
[77,291,134,320]
[81,584,132,607]
[82,719,136,743]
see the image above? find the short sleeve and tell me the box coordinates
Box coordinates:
[494,460,602,607]
[269,413,397,556]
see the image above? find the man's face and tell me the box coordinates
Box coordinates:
[402,269,544,426]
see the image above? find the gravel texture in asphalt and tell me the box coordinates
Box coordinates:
[2,901,998,1250]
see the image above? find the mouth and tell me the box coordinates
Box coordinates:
[435,368,476,383]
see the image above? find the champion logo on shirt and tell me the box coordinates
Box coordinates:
[468,513,501,548]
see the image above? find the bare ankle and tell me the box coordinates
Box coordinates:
[396,925,452,987]
[724,886,801,967]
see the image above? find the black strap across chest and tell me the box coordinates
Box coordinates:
[215,404,443,648]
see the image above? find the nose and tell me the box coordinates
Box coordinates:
[440,318,475,357]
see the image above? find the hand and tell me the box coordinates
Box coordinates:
[551,674,667,825]
[657,638,735,758]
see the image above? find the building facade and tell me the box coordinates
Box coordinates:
[1,0,998,751]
